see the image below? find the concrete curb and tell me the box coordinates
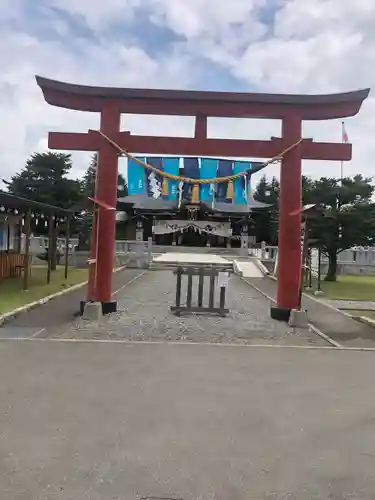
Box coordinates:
[253,258,270,276]
[354,315,375,328]
[0,265,127,327]
[233,258,267,278]
[232,260,243,277]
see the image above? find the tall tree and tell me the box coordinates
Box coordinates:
[81,153,97,198]
[306,175,375,281]
[8,152,82,209]
[253,175,279,244]
[81,153,128,199]
[253,173,375,281]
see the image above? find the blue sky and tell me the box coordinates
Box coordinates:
[1,0,374,186]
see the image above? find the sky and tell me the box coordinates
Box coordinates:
[1,0,374,189]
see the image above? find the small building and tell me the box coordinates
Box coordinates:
[0,191,73,282]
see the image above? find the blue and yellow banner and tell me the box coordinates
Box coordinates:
[145,157,163,198]
[182,157,200,199]
[127,157,146,196]
[216,159,233,202]
[162,157,180,200]
[127,156,267,202]
[233,161,250,204]
[200,158,218,202]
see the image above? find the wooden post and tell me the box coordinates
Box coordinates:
[17,219,22,253]
[186,270,193,309]
[298,218,310,310]
[175,267,182,309]
[51,216,57,271]
[47,213,53,284]
[64,216,71,280]
[22,209,32,291]
[208,270,215,309]
[198,269,204,307]
[308,249,312,288]
[6,222,10,251]
[147,236,152,266]
[317,247,322,292]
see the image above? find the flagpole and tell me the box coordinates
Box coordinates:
[340,121,344,182]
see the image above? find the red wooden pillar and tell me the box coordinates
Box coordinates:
[94,104,121,312]
[272,113,302,320]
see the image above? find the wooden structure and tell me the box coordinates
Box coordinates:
[171,264,232,317]
[0,191,73,289]
[117,196,268,247]
[36,75,369,317]
[290,204,331,311]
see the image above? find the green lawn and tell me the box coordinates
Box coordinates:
[309,275,375,301]
[0,266,88,314]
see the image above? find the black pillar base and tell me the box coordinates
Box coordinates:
[79,300,117,316]
[270,306,291,322]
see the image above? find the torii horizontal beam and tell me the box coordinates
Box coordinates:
[48,131,352,162]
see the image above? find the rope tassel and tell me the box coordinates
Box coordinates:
[226,180,234,200]
[162,178,169,196]
[191,184,200,203]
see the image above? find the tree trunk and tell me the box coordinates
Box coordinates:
[324,250,337,281]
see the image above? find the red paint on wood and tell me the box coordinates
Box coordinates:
[277,115,302,310]
[41,89,365,119]
[49,132,352,162]
[94,105,120,304]
[36,76,369,119]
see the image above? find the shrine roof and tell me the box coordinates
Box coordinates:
[0,191,74,216]
[36,76,370,120]
[204,200,271,214]
[116,195,270,214]
[117,196,178,212]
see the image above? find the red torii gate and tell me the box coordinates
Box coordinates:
[36,76,369,318]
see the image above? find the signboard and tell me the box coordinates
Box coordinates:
[216,272,231,288]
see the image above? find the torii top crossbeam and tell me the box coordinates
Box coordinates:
[36,76,369,161]
[36,75,370,318]
[36,75,369,119]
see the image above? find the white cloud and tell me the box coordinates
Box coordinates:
[0,0,374,189]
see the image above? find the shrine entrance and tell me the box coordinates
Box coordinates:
[180,227,207,247]
[36,75,369,319]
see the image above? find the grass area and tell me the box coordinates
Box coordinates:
[308,275,375,301]
[0,265,88,314]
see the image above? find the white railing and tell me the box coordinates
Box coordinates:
[248,242,278,260]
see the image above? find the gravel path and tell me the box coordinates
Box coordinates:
[55,271,327,346]
[54,271,327,345]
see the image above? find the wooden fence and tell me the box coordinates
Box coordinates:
[0,252,26,279]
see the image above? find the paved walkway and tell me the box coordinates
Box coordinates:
[53,270,327,346]
[246,277,375,348]
[0,268,144,339]
[1,341,375,499]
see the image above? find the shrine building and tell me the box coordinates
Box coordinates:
[116,156,270,248]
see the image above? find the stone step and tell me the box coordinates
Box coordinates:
[233,260,265,278]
